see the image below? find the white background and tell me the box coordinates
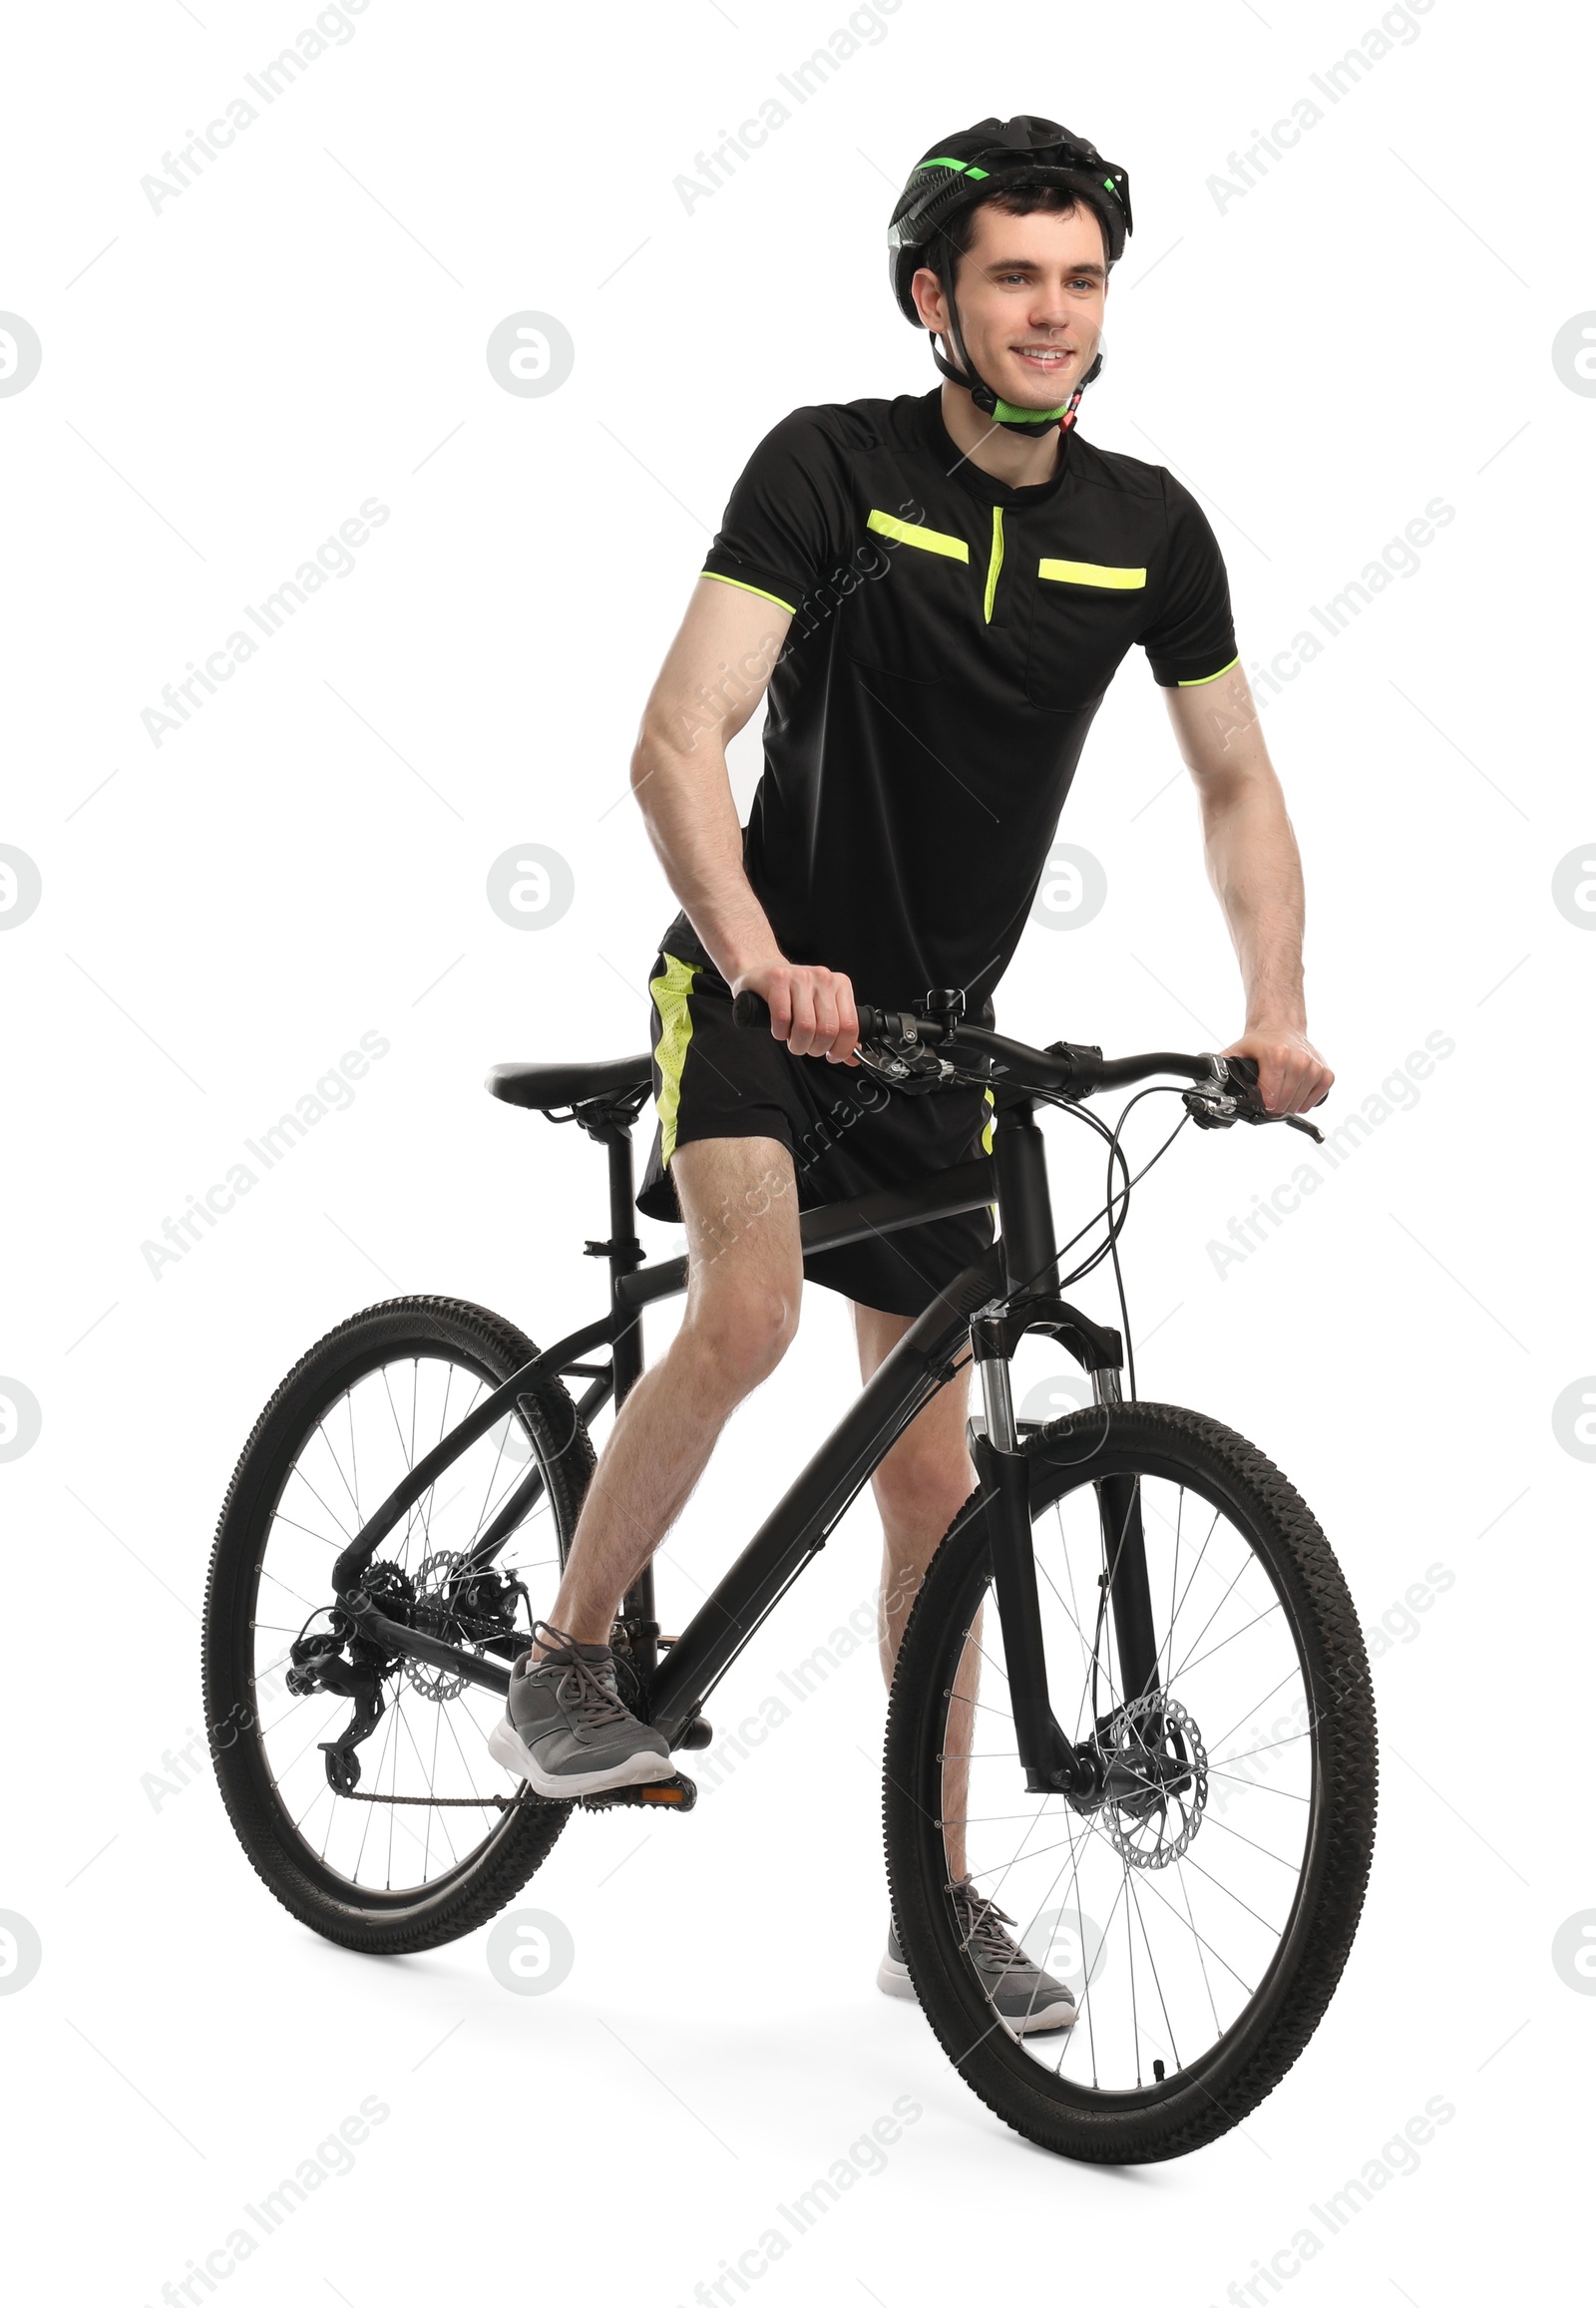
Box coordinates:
[2,0,1589,2299]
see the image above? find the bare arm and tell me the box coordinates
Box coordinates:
[1163,666,1333,1115]
[630,577,858,1062]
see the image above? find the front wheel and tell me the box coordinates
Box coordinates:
[884,1400,1378,2162]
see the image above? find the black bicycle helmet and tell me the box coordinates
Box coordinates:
[888,115,1132,435]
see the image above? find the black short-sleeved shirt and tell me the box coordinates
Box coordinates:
[661,387,1237,1020]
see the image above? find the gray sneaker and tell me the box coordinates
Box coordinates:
[877,1882,1078,2036]
[487,1624,672,1799]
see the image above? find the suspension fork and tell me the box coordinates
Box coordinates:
[970,1419,1085,1795]
[969,1308,1129,1799]
[1090,1367,1161,1712]
[970,1096,1151,1791]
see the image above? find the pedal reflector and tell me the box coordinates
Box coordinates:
[638,1775,695,1807]
[579,1771,697,1813]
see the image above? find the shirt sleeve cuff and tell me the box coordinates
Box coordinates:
[1148,647,1241,691]
[700,552,801,617]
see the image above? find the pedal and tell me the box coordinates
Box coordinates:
[579,1772,697,1813]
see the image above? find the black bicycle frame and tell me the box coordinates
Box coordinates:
[327,1092,1156,1791]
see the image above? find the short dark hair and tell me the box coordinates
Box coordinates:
[930,183,1105,300]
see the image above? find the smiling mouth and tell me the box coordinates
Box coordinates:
[1012,345,1075,369]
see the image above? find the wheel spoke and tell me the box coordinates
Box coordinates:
[281,1463,354,1544]
[1171,1599,1285,1685]
[313,1407,363,1523]
[1204,1765,1310,1803]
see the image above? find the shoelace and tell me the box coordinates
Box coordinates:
[949,1880,1032,1973]
[529,1620,631,1731]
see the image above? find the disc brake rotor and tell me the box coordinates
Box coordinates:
[403,1551,472,1701]
[1098,1693,1208,1870]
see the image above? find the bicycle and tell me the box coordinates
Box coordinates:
[202,986,1377,2163]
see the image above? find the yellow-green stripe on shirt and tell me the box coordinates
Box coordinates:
[1037,559,1146,589]
[699,570,797,615]
[867,510,970,561]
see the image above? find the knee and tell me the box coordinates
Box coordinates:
[683,1283,799,1393]
[874,1446,974,1540]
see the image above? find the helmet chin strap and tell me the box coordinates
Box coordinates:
[933,285,1101,436]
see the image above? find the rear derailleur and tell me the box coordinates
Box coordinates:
[286,1558,535,1795]
[285,1560,419,1794]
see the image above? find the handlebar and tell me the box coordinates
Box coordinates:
[730,987,1324,1141]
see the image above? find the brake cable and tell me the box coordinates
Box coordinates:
[853,1013,1206,1401]
[1003,1082,1194,1401]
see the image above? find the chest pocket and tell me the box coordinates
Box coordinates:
[840,510,975,685]
[1024,557,1147,712]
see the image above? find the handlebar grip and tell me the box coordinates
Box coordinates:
[732,989,892,1042]
[1225,1053,1260,1090]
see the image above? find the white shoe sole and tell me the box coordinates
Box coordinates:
[877,1947,1077,2032]
[1000,2000,1077,2036]
[487,1713,673,1800]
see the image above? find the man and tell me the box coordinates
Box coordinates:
[488,116,1333,2029]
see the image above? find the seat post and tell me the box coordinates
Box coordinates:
[593,1121,658,1681]
[600,1125,646,1406]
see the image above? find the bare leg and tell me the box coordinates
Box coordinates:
[852,1304,981,1883]
[535,1136,801,1653]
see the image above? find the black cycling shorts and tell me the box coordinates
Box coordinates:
[634,947,994,1319]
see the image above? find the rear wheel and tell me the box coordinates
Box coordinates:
[884,1400,1377,2162]
[202,1296,594,1953]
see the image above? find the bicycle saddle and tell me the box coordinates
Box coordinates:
[485,1056,651,1111]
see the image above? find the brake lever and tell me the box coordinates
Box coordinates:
[1250,1107,1325,1144]
[853,1028,959,1096]
[1183,1071,1325,1144]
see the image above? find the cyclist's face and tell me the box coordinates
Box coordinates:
[915,201,1108,410]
